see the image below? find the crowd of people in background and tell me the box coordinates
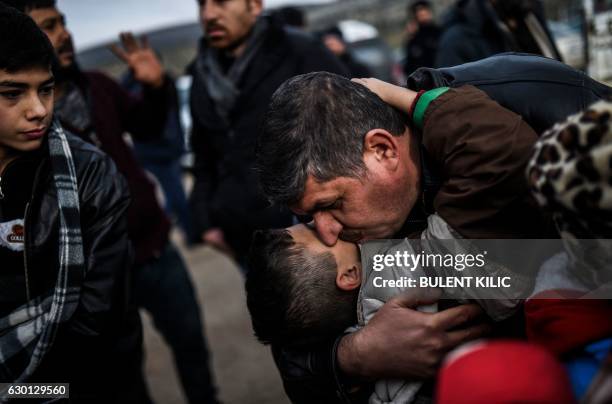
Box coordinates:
[0,0,610,403]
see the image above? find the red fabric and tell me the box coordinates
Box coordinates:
[525,291,612,356]
[436,340,575,404]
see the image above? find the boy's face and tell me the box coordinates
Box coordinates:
[289,223,362,290]
[0,67,54,160]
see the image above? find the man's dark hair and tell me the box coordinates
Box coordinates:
[255,72,407,205]
[409,0,432,15]
[0,0,55,12]
[246,229,358,346]
[274,6,305,28]
[319,25,344,41]
[0,3,55,72]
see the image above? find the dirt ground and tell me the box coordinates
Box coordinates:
[141,233,291,404]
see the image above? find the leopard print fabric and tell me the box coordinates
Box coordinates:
[528,100,612,239]
[528,100,612,285]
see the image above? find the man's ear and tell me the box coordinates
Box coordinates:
[363,129,400,171]
[249,0,264,16]
[336,265,361,291]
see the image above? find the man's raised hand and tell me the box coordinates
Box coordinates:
[110,32,164,88]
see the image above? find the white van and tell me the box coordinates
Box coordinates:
[584,0,612,82]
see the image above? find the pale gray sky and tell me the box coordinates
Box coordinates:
[58,0,336,50]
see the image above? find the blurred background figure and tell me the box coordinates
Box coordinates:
[121,69,196,245]
[402,0,441,76]
[273,6,306,29]
[435,0,562,68]
[319,25,372,77]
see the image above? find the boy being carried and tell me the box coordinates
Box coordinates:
[246,218,527,403]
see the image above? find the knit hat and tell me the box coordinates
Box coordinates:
[436,340,575,404]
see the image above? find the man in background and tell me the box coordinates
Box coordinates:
[189,0,348,266]
[403,0,441,76]
[319,26,372,78]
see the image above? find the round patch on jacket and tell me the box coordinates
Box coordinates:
[0,219,25,252]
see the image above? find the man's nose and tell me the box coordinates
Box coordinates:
[313,211,342,247]
[58,24,70,42]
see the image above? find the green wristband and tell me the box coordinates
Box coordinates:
[413,87,450,130]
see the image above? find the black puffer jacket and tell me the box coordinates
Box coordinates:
[25,131,138,402]
[273,53,611,404]
[409,53,612,135]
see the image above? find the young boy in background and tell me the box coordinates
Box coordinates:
[0,5,138,401]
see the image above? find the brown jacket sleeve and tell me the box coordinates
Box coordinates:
[421,85,550,238]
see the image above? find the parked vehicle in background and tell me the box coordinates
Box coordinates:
[549,19,586,69]
[176,75,194,168]
[585,0,612,82]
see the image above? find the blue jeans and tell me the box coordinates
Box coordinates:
[133,243,219,403]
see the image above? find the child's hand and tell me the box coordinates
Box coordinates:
[352,78,417,113]
[351,78,395,103]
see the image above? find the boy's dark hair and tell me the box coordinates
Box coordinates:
[255,72,407,206]
[246,229,358,346]
[0,0,55,12]
[0,3,55,72]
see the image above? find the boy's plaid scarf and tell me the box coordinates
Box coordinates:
[0,121,85,389]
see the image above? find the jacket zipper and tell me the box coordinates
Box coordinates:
[22,160,45,304]
[23,202,31,302]
[0,175,4,200]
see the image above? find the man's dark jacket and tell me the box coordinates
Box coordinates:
[62,70,173,265]
[21,132,138,401]
[403,23,441,76]
[189,18,348,257]
[273,53,612,404]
